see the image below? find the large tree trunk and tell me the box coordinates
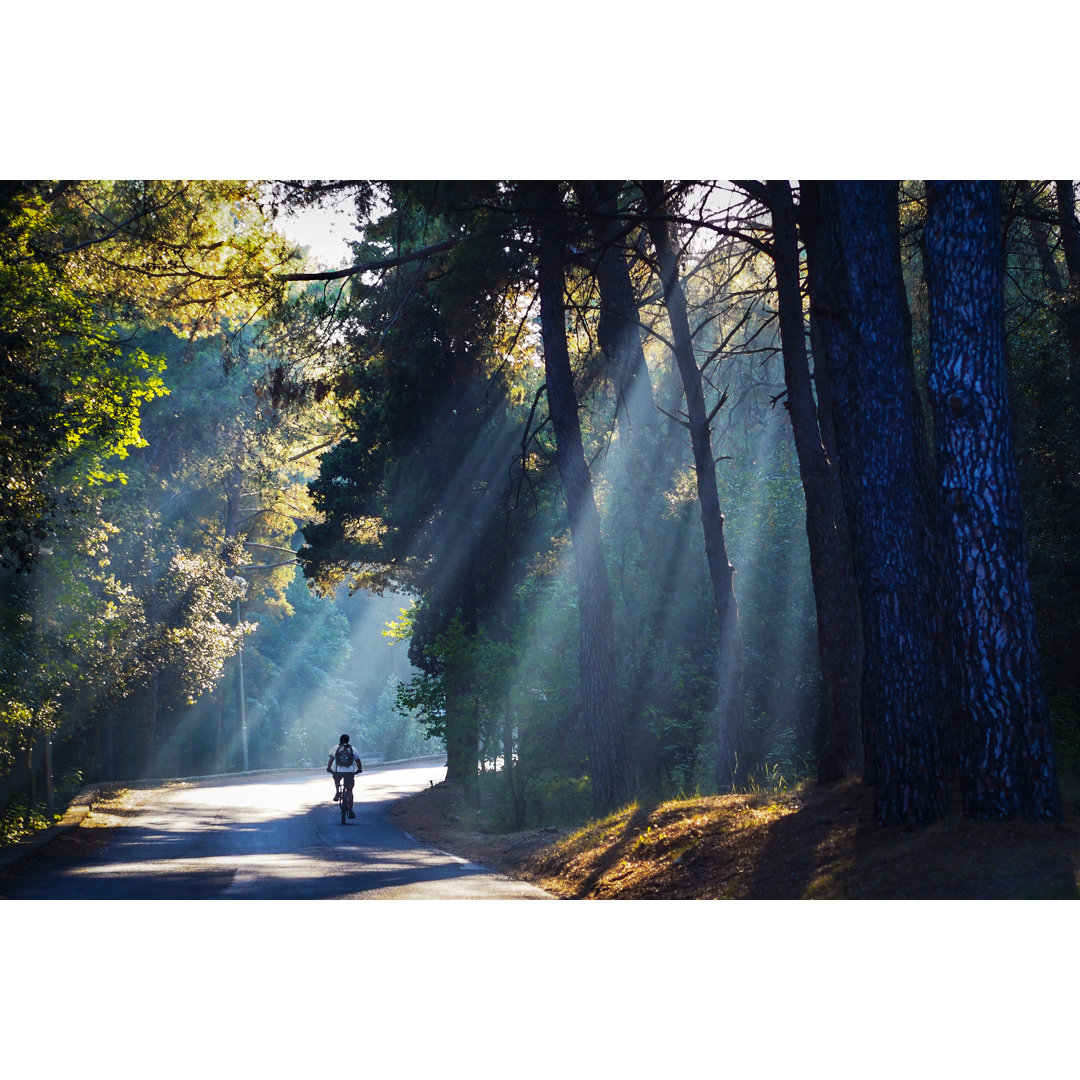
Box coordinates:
[443,683,479,793]
[801,180,949,827]
[640,180,744,787]
[925,180,1063,822]
[536,182,632,814]
[765,180,864,782]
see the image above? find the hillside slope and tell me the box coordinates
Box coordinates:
[391,775,1080,899]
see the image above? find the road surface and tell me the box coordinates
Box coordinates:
[0,761,553,900]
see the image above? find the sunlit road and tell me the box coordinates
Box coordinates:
[0,761,553,900]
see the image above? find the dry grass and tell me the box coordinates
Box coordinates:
[391,774,1080,899]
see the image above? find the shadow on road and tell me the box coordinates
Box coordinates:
[0,768,538,899]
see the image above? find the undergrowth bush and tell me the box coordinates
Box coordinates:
[0,800,55,846]
[0,767,84,847]
[476,769,592,832]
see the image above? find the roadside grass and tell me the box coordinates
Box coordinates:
[0,769,85,846]
[518,774,1080,899]
[396,769,1080,900]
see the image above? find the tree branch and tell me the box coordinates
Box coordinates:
[656,404,690,430]
[275,237,462,282]
[243,542,300,555]
[288,437,340,462]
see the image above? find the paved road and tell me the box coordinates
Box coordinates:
[0,761,552,900]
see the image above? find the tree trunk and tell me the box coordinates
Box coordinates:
[442,560,481,792]
[443,683,480,796]
[1056,181,1080,282]
[801,180,949,827]
[573,180,673,554]
[573,180,691,782]
[766,180,864,782]
[1016,182,1064,293]
[925,180,1063,821]
[536,182,633,814]
[572,181,663,447]
[640,180,744,787]
[1054,181,1080,400]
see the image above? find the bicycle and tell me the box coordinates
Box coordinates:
[339,778,355,825]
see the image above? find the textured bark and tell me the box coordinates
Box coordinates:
[641,181,744,785]
[536,183,632,814]
[801,181,949,827]
[766,180,863,782]
[925,180,1063,822]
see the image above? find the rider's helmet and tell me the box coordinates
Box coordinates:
[339,733,350,744]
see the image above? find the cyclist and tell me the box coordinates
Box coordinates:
[327,733,362,818]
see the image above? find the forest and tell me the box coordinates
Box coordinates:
[2,178,1077,844]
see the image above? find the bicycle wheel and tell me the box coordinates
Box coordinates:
[340,783,348,824]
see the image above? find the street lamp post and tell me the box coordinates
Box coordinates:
[45,737,54,818]
[39,546,55,817]
[235,587,249,773]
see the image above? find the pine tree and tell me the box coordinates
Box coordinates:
[925,180,1062,821]
[801,180,949,826]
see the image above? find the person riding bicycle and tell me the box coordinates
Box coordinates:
[327,733,362,818]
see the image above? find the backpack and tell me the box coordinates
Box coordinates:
[335,744,355,768]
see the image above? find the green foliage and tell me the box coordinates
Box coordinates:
[0,180,304,576]
[0,766,83,846]
[392,613,514,753]
[395,668,448,743]
[0,798,57,847]
[0,186,169,569]
[156,553,248,703]
[363,674,435,761]
[46,180,297,337]
[0,180,385,819]
[508,772,593,829]
[470,767,593,833]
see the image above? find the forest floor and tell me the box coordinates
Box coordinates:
[391,773,1080,899]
